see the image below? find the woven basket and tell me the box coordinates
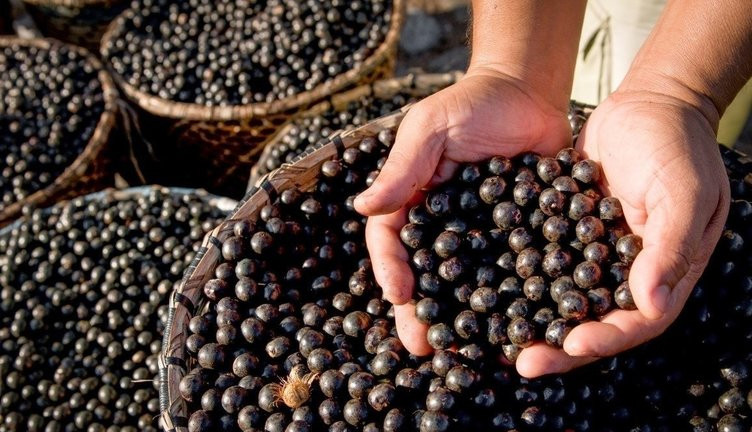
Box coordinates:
[0,184,236,431]
[248,71,464,188]
[158,96,752,430]
[0,37,118,226]
[158,107,406,431]
[21,0,128,51]
[100,0,406,197]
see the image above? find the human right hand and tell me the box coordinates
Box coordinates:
[354,66,573,355]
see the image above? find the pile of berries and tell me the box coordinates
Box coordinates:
[0,41,105,208]
[103,0,393,106]
[400,151,642,360]
[179,115,752,431]
[0,188,230,431]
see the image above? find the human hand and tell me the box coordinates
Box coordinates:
[354,66,573,355]
[516,88,731,377]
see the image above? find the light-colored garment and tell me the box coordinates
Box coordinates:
[572,0,751,146]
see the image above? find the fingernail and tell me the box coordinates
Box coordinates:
[563,339,596,357]
[353,191,371,206]
[653,284,671,314]
[569,348,597,357]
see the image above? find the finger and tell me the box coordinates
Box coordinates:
[627,186,714,320]
[516,342,597,378]
[426,158,460,189]
[365,210,414,305]
[393,302,432,356]
[354,103,447,216]
[562,309,671,357]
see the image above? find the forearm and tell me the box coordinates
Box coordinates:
[469,0,587,111]
[620,0,752,128]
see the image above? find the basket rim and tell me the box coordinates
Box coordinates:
[0,36,119,226]
[157,108,407,431]
[99,0,406,121]
[0,185,238,237]
[248,70,465,185]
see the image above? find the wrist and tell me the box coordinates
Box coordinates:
[618,68,722,132]
[464,62,572,115]
[467,0,586,115]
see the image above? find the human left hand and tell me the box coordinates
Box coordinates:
[516,88,731,377]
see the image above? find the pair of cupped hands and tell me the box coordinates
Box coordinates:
[353,66,730,377]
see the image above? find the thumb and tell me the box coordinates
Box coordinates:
[354,103,447,216]
[626,189,718,320]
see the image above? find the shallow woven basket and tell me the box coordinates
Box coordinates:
[100,0,406,197]
[248,71,464,188]
[158,107,407,431]
[0,37,118,226]
[21,0,128,52]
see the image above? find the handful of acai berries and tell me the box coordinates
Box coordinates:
[399,148,643,361]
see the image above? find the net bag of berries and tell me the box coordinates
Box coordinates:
[0,37,118,226]
[247,72,463,188]
[21,0,129,52]
[0,186,235,431]
[100,0,405,196]
[160,106,752,431]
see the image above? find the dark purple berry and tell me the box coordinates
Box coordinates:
[523,276,547,301]
[539,188,566,216]
[536,158,562,184]
[427,323,455,350]
[567,193,596,221]
[513,181,541,207]
[542,215,570,243]
[343,398,369,427]
[507,317,535,347]
[493,202,522,230]
[542,247,573,278]
[516,247,542,279]
[587,287,613,316]
[575,216,605,244]
[552,176,579,193]
[616,234,643,263]
[599,196,624,220]
[573,261,602,288]
[614,282,637,310]
[434,231,461,258]
[545,318,571,348]
[558,290,589,321]
[367,383,396,412]
[572,159,600,184]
